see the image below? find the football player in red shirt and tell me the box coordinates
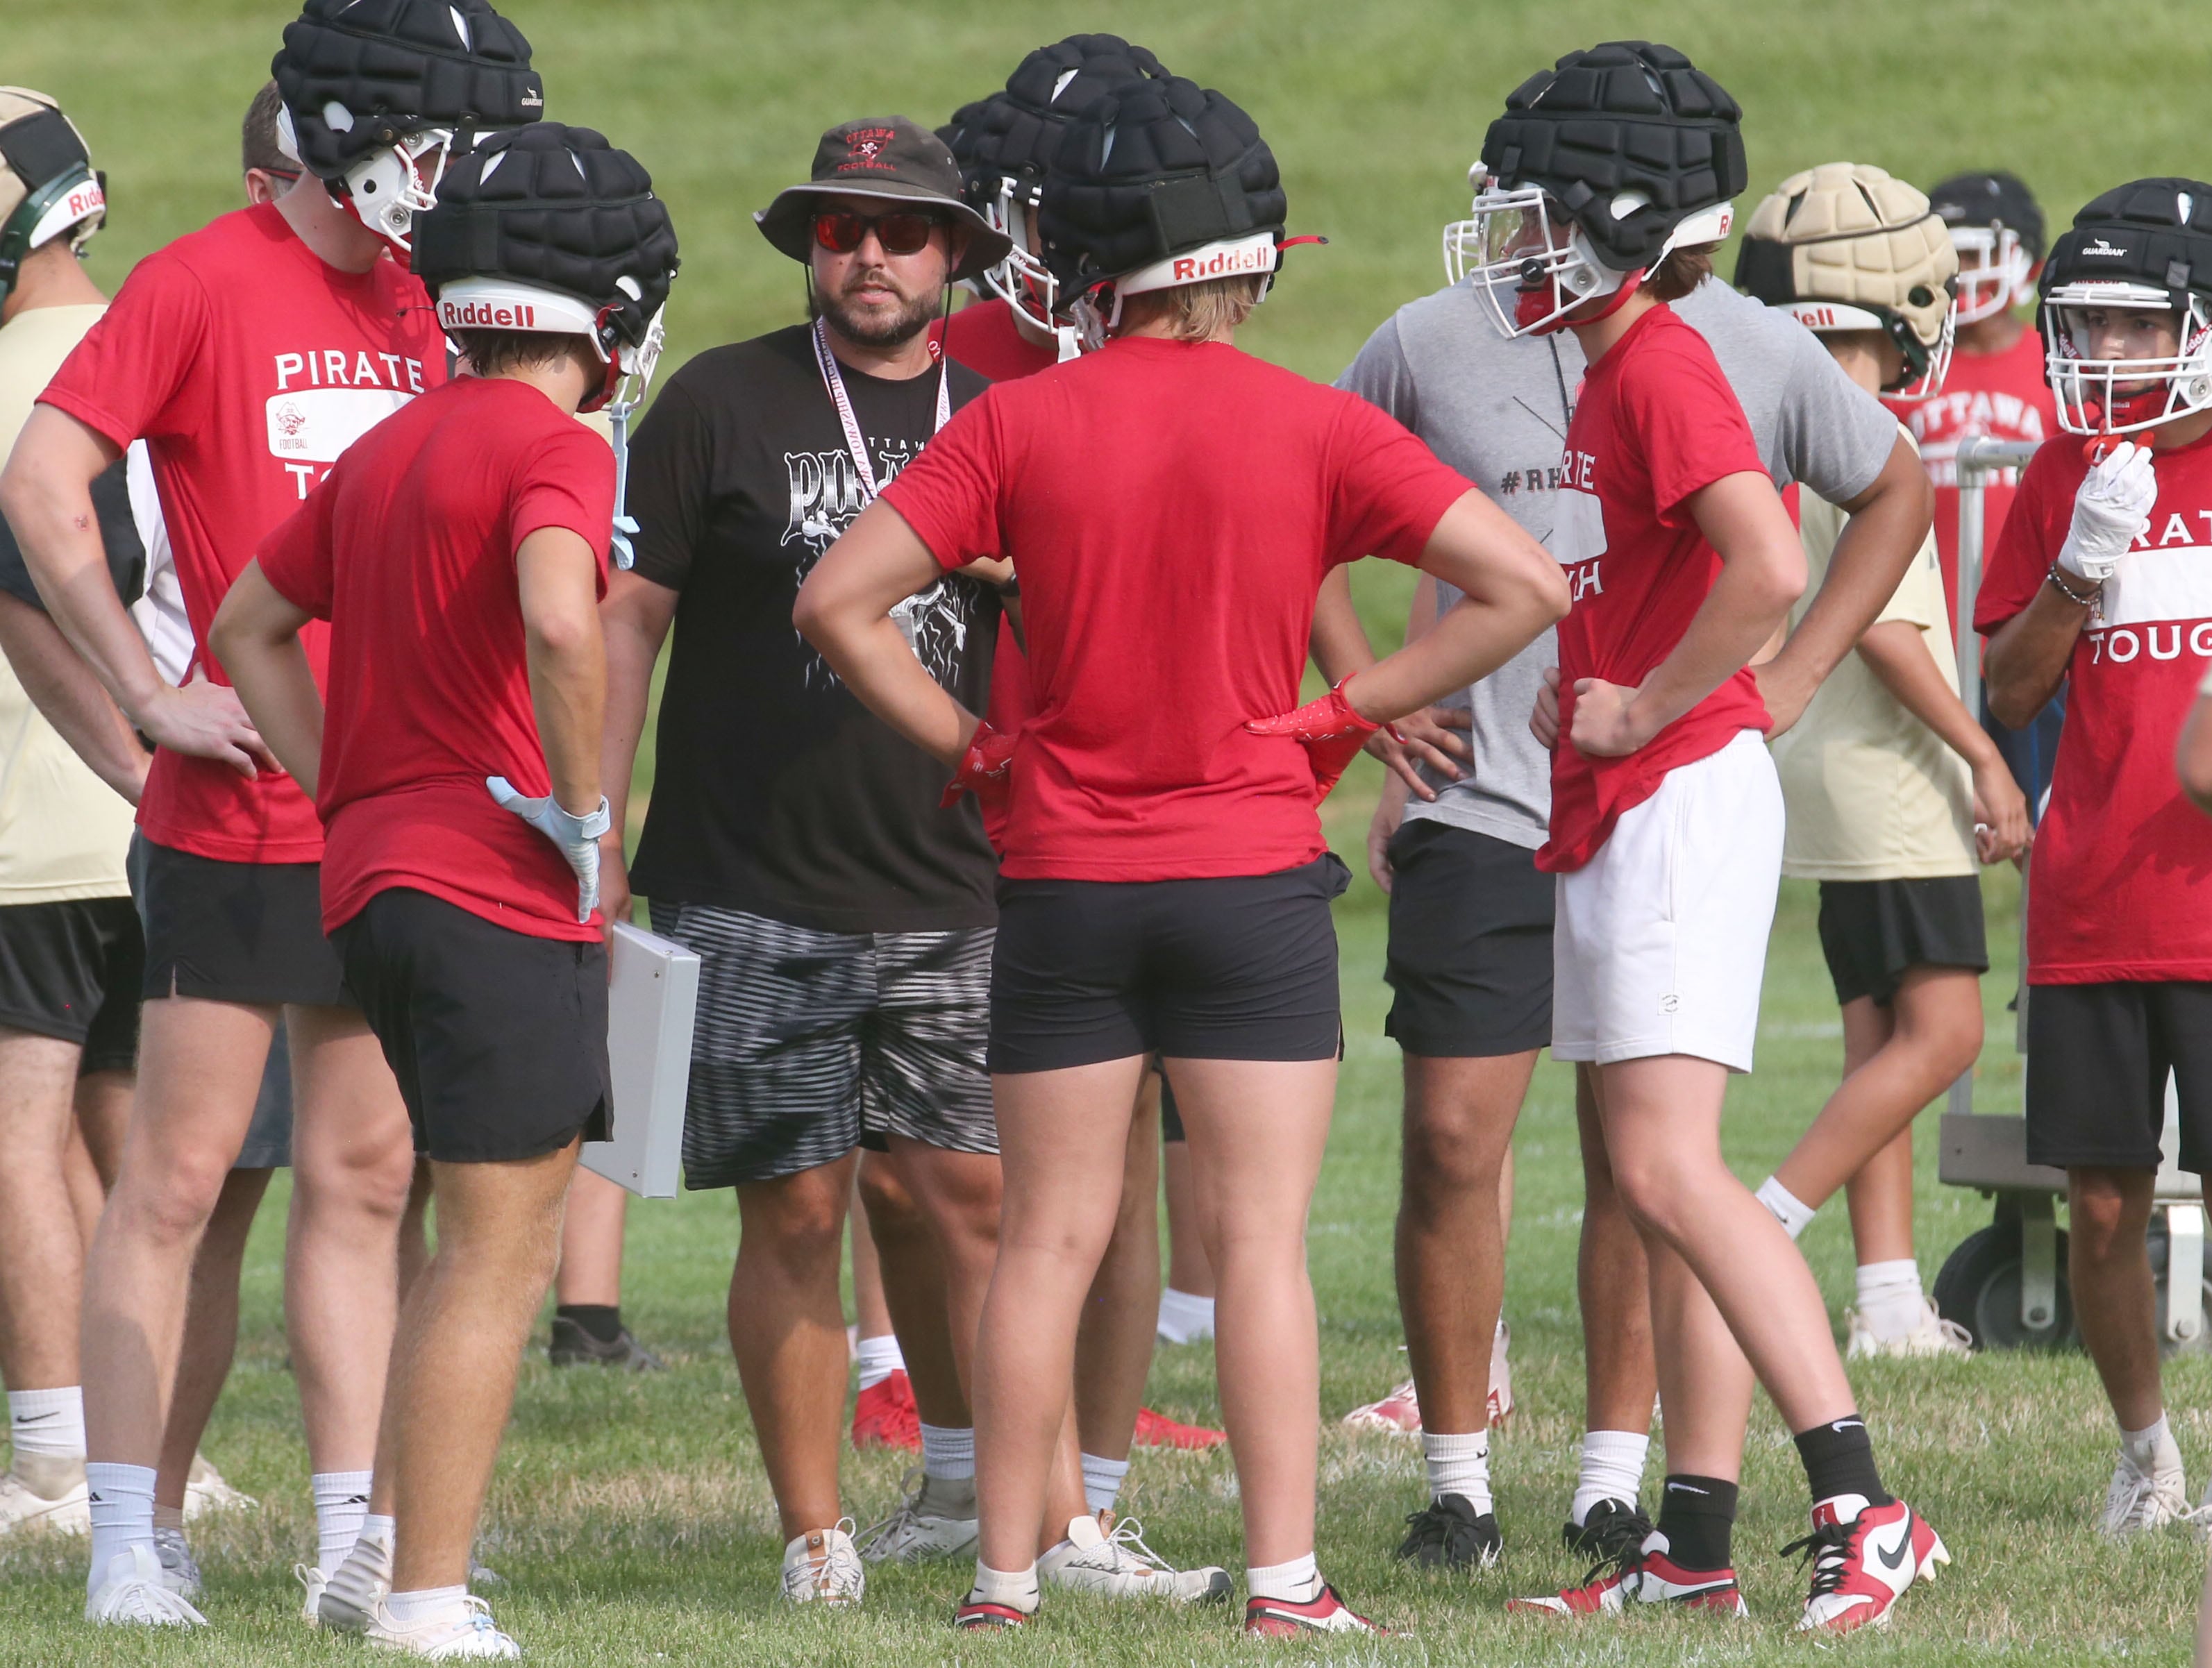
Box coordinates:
[0,0,539,1630]
[1459,44,1943,1631]
[799,74,1565,1637]
[1979,178,2212,1536]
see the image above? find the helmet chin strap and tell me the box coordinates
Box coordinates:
[1521,265,1645,336]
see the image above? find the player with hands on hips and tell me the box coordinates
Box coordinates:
[487,777,611,924]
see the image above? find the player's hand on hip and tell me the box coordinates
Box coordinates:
[1367,794,1405,893]
[1971,758,2033,864]
[486,776,612,924]
[2059,439,2156,584]
[1750,659,1813,738]
[1367,705,1472,800]
[1246,677,1393,802]
[142,673,281,779]
[940,721,1016,811]
[1530,666,1562,749]
[1566,677,1652,758]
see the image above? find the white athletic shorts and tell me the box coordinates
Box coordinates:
[1552,728,1782,1073]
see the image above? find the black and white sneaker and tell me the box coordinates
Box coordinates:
[1395,1493,1502,1570]
[1562,1497,1654,1563]
[548,1316,664,1370]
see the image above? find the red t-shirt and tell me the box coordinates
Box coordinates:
[878,334,1470,881]
[1888,327,2054,629]
[39,203,444,864]
[1539,305,1773,874]
[257,376,614,940]
[1973,428,2212,983]
[934,297,1059,385]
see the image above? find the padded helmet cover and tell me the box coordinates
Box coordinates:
[1038,75,1284,292]
[274,0,542,180]
[1480,40,1745,271]
[1929,169,2045,260]
[2041,176,2212,310]
[963,35,1171,204]
[412,123,678,351]
[1736,163,1956,349]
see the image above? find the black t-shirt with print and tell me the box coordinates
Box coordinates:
[626,324,1000,932]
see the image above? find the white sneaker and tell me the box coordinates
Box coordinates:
[2102,1447,2192,1536]
[781,1520,864,1605]
[297,1562,329,1624]
[855,1469,978,1564]
[154,1526,203,1601]
[0,1454,90,1535]
[364,1592,519,1659]
[1039,1512,1232,1603]
[1844,1299,1972,1360]
[87,1542,209,1627]
[319,1527,394,1631]
[183,1453,258,1521]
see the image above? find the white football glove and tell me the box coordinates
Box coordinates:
[486,776,612,924]
[2057,440,2156,584]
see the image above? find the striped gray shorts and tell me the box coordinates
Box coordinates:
[650,901,996,1189]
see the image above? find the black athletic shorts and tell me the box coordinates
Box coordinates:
[1816,875,1990,1007]
[989,854,1350,1075]
[333,888,610,1164]
[0,898,143,1075]
[136,837,349,1007]
[1382,820,1553,1058]
[2025,981,2212,1173]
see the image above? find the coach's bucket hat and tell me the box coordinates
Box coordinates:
[755,115,1012,283]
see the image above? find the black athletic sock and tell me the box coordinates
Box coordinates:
[1654,1474,1738,1572]
[1793,1415,1893,1508]
[557,1304,623,1345]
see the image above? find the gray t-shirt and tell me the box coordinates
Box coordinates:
[1337,278,1898,850]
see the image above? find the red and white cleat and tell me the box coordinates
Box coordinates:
[1790,1495,1947,1634]
[1341,1378,1422,1435]
[952,1596,1032,1631]
[1132,1406,1227,1450]
[1243,1584,1386,1637]
[1508,1535,1746,1617]
[851,1370,921,1453]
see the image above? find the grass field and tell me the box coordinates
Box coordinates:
[8,0,2212,1660]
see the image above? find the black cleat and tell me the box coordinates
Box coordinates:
[548,1316,664,1370]
[1395,1493,1503,1570]
[1563,1497,1654,1563]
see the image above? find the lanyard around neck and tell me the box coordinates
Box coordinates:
[811,317,950,503]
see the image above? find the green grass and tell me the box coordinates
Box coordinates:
[8,1,2212,1659]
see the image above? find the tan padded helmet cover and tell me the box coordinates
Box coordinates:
[0,87,95,242]
[1744,162,1957,348]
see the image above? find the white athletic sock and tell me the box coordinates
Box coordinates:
[313,1470,374,1572]
[854,1332,905,1393]
[1755,1175,1817,1241]
[85,1461,157,1590]
[385,1584,471,1627]
[1082,1451,1131,1515]
[969,1560,1039,1611]
[1571,1429,1651,1526]
[8,1386,86,1460]
[920,1422,976,1483]
[1246,1551,1322,1604]
[1156,1288,1216,1343]
[357,1513,395,1549]
[2122,1413,2180,1476]
[1854,1258,1927,1341]
[1422,1429,1493,1515]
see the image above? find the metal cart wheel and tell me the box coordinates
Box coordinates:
[1933,1218,2077,1351]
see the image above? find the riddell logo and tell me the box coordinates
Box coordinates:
[2084,237,2129,258]
[1170,243,1273,283]
[67,182,103,219]
[439,297,535,329]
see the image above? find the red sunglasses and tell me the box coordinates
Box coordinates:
[812,208,947,258]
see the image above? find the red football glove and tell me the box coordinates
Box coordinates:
[1243,677,1400,801]
[940,721,1017,811]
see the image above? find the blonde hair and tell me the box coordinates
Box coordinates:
[1118,274,1266,341]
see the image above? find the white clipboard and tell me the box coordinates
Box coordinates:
[581,921,699,1198]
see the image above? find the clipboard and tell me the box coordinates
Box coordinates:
[580,921,700,1198]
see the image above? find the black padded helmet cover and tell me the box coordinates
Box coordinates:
[1480,40,1745,271]
[1038,75,1284,292]
[1929,169,2046,261]
[963,35,1171,207]
[2041,177,2212,311]
[413,123,678,353]
[274,0,542,180]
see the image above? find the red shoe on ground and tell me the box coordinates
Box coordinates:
[1243,1584,1385,1636]
[1508,1536,1747,1617]
[850,1370,921,1453]
[1790,1495,1948,1634]
[1132,1406,1228,1450]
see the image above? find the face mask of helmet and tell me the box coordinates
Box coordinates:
[975,177,1081,359]
[2044,285,2212,437]
[1948,225,2034,326]
[340,125,453,253]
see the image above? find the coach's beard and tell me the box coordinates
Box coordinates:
[820,269,937,349]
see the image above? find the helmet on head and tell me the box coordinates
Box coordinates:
[1449,40,1745,338]
[961,35,1172,349]
[1037,74,1293,351]
[0,88,105,301]
[2039,177,2212,437]
[412,123,678,415]
[1736,162,1959,402]
[271,0,542,256]
[1929,170,2044,326]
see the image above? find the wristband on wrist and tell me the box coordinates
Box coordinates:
[2045,562,2100,607]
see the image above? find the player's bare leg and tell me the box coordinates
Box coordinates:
[0,1029,87,1395]
[1075,1090,1163,1479]
[1570,1065,1659,1540]
[153,1168,272,1517]
[2068,1166,2163,1431]
[69,1068,131,1233]
[861,1152,964,1422]
[887,1138,1001,1400]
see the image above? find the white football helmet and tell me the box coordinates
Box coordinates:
[2043,282,2212,437]
[1949,224,2036,326]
